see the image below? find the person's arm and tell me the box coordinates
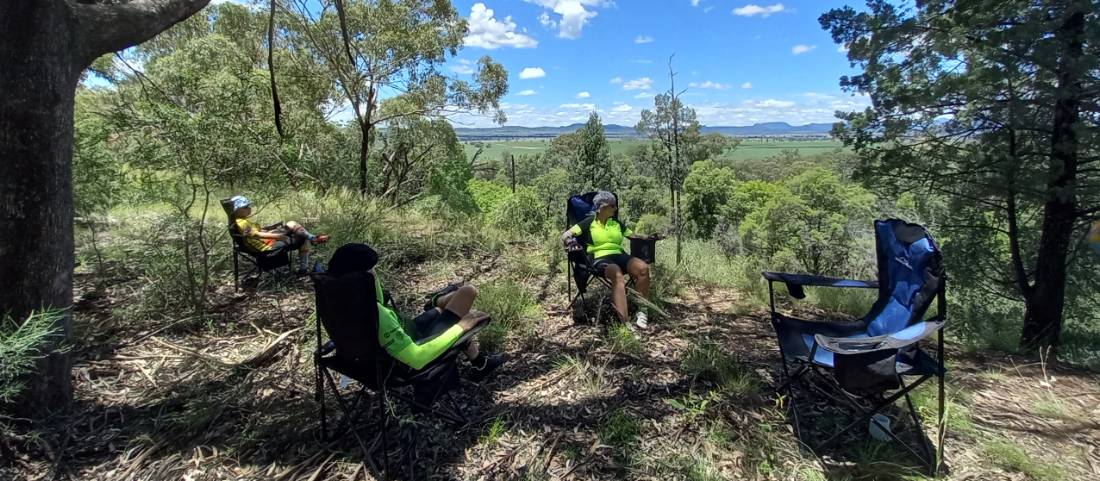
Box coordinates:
[238,219,288,241]
[562,224,581,243]
[378,306,464,370]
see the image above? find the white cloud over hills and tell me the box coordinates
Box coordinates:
[463,3,538,50]
[526,0,609,39]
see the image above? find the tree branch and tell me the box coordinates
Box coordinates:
[71,0,213,67]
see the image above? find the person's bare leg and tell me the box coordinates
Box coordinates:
[604,264,629,322]
[627,258,651,300]
[442,285,477,317]
[464,340,480,360]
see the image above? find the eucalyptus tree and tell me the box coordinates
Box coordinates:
[821,0,1099,351]
[281,0,508,197]
[0,0,215,416]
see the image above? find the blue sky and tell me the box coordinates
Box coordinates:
[447,1,871,128]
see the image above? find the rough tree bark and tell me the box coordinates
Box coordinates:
[0,0,212,417]
[1020,6,1085,352]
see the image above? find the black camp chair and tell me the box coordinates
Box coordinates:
[763,219,946,474]
[219,197,292,290]
[564,192,658,323]
[312,271,488,477]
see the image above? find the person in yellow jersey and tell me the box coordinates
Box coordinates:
[561,191,658,329]
[327,243,505,379]
[1088,220,1100,255]
[229,195,329,273]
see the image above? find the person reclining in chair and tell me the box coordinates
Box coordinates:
[560,191,657,329]
[229,195,329,273]
[327,243,506,379]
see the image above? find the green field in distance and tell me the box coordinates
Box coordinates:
[462,138,846,162]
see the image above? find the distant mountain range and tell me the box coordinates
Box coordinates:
[454,121,835,140]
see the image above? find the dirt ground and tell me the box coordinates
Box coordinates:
[3,248,1099,481]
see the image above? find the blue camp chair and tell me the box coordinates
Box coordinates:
[762,219,946,474]
[564,192,657,323]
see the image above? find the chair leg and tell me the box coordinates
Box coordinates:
[380,386,391,481]
[779,360,806,443]
[233,252,240,291]
[317,364,327,440]
[936,368,945,476]
[901,379,935,473]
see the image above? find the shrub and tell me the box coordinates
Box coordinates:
[489,187,550,236]
[476,280,542,351]
[0,310,67,405]
[467,178,512,215]
[634,213,671,237]
[598,408,640,449]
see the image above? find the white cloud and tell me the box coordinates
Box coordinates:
[703,6,714,13]
[792,44,816,55]
[622,77,653,90]
[576,91,591,99]
[750,99,796,108]
[689,80,731,90]
[838,44,849,53]
[634,35,654,44]
[517,89,538,96]
[634,91,654,99]
[630,58,654,64]
[691,0,701,6]
[609,76,623,84]
[464,3,538,50]
[741,82,753,89]
[519,67,546,79]
[450,59,475,75]
[732,3,785,17]
[525,0,608,39]
[611,102,633,113]
[538,12,556,28]
[559,103,597,111]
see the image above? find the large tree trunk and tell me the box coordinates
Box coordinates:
[1020,6,1084,352]
[0,0,80,417]
[0,0,211,418]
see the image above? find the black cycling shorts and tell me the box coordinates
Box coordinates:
[591,253,636,274]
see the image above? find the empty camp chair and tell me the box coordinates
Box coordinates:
[219,197,291,289]
[563,191,658,323]
[762,219,946,474]
[312,271,488,477]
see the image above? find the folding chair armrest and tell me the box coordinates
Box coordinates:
[774,312,866,337]
[762,271,878,299]
[814,319,945,355]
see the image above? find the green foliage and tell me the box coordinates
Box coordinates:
[683,160,738,238]
[739,169,875,275]
[982,439,1067,481]
[429,153,478,214]
[681,342,759,397]
[480,416,508,445]
[606,322,641,355]
[467,178,512,215]
[598,408,640,449]
[634,213,671,237]
[489,187,550,236]
[476,280,542,351]
[0,310,67,405]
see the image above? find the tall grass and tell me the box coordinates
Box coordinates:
[476,279,543,351]
[0,310,68,405]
